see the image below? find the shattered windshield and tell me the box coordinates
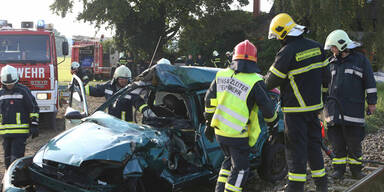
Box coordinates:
[0,35,51,63]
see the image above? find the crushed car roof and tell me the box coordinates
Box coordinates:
[137,64,220,92]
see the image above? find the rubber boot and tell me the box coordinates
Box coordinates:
[350,165,366,179]
[314,177,328,192]
[285,181,304,192]
[331,164,345,179]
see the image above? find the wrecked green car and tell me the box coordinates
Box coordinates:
[2,64,287,192]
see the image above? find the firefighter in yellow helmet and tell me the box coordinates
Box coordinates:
[264,13,329,192]
[323,29,377,180]
[204,40,278,192]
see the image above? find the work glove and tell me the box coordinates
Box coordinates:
[204,120,215,142]
[30,124,39,139]
[267,118,279,143]
[143,108,157,119]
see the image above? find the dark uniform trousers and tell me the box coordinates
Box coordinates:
[328,125,364,172]
[3,136,27,168]
[284,112,326,192]
[215,135,250,192]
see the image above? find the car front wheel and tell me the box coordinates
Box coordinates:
[257,142,288,182]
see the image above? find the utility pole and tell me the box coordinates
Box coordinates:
[253,0,260,17]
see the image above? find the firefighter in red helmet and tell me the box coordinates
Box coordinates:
[204,40,278,192]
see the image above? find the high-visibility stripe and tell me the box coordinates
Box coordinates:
[332,157,347,165]
[288,75,306,107]
[85,85,90,95]
[139,104,148,113]
[16,113,21,124]
[217,176,227,183]
[0,94,23,100]
[30,113,39,118]
[225,183,242,192]
[366,88,377,93]
[205,107,216,113]
[269,66,287,79]
[235,170,245,187]
[288,61,328,76]
[121,111,126,121]
[212,113,244,132]
[264,112,277,123]
[345,69,363,78]
[104,89,113,95]
[217,104,248,124]
[322,87,328,93]
[210,98,218,107]
[219,169,230,176]
[282,103,323,113]
[0,124,29,128]
[288,172,306,182]
[124,95,132,99]
[329,115,365,123]
[347,157,363,165]
[331,70,336,76]
[0,129,29,134]
[311,168,326,178]
[295,47,321,62]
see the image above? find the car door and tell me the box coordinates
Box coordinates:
[64,74,89,129]
[193,90,224,170]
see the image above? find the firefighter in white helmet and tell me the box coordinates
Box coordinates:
[85,65,155,121]
[157,58,171,65]
[0,65,39,169]
[211,50,223,68]
[71,61,89,85]
[323,29,377,180]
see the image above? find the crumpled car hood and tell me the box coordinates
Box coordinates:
[33,111,168,167]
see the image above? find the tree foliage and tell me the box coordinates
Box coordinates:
[50,0,250,62]
[271,0,384,71]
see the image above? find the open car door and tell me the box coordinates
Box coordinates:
[64,74,89,129]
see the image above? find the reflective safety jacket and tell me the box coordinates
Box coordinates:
[265,36,328,113]
[0,84,39,137]
[85,81,147,122]
[204,68,277,146]
[324,52,377,126]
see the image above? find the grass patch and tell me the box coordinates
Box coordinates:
[366,83,384,133]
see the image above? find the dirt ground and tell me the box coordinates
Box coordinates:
[0,95,383,191]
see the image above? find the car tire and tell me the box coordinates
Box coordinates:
[257,142,287,182]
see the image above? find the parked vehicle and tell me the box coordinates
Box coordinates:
[71,35,119,80]
[0,20,69,129]
[2,64,287,192]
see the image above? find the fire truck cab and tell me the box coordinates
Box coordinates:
[0,20,69,129]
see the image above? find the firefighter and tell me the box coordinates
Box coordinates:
[211,50,223,68]
[85,65,155,121]
[323,29,377,179]
[264,13,329,192]
[0,65,39,169]
[204,40,278,192]
[225,51,232,67]
[71,61,89,85]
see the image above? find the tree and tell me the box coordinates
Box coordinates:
[50,0,250,63]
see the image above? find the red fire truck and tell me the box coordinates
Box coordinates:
[71,36,118,80]
[0,20,68,129]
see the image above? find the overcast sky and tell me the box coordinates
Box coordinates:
[2,0,272,39]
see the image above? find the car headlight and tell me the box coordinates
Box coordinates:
[36,93,51,100]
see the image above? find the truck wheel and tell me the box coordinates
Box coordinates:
[257,142,287,182]
[39,112,57,130]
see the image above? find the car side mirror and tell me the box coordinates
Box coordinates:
[64,107,84,120]
[62,41,69,56]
